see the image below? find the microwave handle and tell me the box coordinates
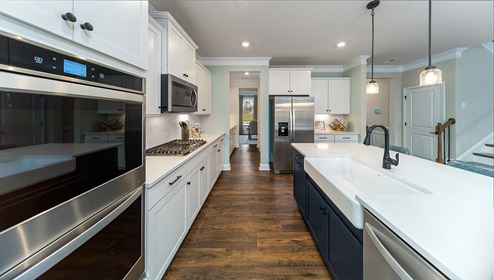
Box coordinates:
[191,89,198,107]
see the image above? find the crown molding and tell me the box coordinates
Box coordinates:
[402,48,467,72]
[343,55,369,72]
[200,57,271,66]
[371,65,404,73]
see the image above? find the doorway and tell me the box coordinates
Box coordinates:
[229,71,260,146]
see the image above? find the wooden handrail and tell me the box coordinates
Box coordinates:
[435,118,456,163]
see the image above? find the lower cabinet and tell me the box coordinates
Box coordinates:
[199,158,209,202]
[296,170,363,280]
[186,166,201,229]
[147,178,187,280]
[293,150,307,219]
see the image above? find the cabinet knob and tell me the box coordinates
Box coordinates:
[61,12,77,23]
[328,109,331,112]
[200,166,205,171]
[183,73,189,78]
[80,22,94,31]
[202,109,206,111]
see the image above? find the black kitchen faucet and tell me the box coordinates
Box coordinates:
[363,125,399,169]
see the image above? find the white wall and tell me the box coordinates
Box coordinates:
[146,114,200,148]
[366,78,389,127]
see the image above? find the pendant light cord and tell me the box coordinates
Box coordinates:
[428,0,432,68]
[371,8,375,82]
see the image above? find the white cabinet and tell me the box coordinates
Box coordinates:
[150,11,198,83]
[217,138,225,175]
[269,68,311,95]
[193,61,212,115]
[146,17,163,115]
[311,78,351,114]
[314,133,358,143]
[198,158,209,203]
[84,132,125,169]
[229,126,237,155]
[208,135,224,190]
[186,166,200,229]
[0,1,148,69]
[146,177,187,280]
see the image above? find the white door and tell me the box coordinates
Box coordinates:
[403,84,445,160]
[327,78,350,114]
[269,70,290,95]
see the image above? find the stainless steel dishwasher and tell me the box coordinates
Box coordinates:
[363,210,448,280]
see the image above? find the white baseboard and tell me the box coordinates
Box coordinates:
[259,164,270,171]
[222,164,231,171]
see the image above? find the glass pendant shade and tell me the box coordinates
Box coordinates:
[419,66,442,86]
[366,81,379,94]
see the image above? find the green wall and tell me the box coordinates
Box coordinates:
[344,64,367,141]
[205,65,270,169]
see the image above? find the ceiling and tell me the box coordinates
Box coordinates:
[148,1,493,66]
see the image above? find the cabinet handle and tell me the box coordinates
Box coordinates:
[221,139,224,141]
[200,166,205,171]
[218,149,221,152]
[213,144,218,148]
[61,12,77,23]
[342,137,351,139]
[80,22,94,31]
[202,109,206,111]
[183,73,189,78]
[187,182,191,186]
[168,175,182,186]
[320,137,327,139]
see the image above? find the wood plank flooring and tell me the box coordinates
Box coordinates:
[163,144,331,279]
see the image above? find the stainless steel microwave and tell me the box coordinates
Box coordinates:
[161,74,198,113]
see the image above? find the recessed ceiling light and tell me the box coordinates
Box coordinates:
[242,41,250,47]
[245,72,250,75]
[337,42,346,48]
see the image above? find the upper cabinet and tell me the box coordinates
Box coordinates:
[269,68,311,95]
[311,78,350,114]
[146,16,164,115]
[193,61,212,115]
[150,11,198,84]
[0,0,148,69]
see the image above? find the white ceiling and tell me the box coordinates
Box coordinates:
[149,1,493,67]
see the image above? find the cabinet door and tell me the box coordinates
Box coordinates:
[186,169,200,229]
[182,40,196,82]
[208,148,218,190]
[311,79,329,114]
[1,1,73,39]
[166,23,183,78]
[293,159,307,219]
[328,79,350,114]
[307,180,329,261]
[217,139,225,177]
[329,207,363,280]
[269,70,290,95]
[199,159,209,203]
[72,0,147,69]
[146,18,163,115]
[290,70,311,95]
[147,181,187,280]
[200,71,212,114]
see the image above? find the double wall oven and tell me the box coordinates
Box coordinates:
[0,32,145,279]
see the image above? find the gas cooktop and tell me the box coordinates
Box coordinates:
[146,139,207,156]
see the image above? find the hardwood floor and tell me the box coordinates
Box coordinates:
[163,144,332,279]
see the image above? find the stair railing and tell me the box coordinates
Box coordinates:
[435,118,456,164]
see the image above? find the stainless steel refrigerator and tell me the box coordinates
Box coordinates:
[269,96,314,174]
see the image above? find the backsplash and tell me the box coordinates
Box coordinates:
[146,114,200,148]
[314,114,350,131]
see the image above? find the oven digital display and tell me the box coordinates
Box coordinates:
[63,59,87,77]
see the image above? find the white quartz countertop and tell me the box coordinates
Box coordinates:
[145,133,224,187]
[314,130,358,135]
[292,142,493,280]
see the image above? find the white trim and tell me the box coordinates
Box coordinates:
[343,55,369,72]
[149,11,199,50]
[270,65,341,72]
[372,65,404,73]
[222,164,231,171]
[259,164,270,171]
[200,57,271,66]
[402,48,467,72]
[481,42,494,54]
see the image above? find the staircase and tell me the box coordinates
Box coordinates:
[449,135,494,178]
[472,143,494,166]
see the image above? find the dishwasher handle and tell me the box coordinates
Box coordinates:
[364,223,413,280]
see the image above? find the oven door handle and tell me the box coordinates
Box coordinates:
[9,187,143,280]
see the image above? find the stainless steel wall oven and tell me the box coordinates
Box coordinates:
[0,32,145,279]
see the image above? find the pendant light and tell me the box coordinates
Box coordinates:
[419,0,442,86]
[366,0,380,94]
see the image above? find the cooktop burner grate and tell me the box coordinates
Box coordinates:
[146,139,207,156]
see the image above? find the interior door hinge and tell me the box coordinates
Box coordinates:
[404,96,407,100]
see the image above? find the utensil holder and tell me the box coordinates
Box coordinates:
[181,129,190,141]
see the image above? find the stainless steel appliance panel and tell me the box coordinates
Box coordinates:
[273,96,292,173]
[272,96,314,174]
[292,96,315,143]
[363,210,447,280]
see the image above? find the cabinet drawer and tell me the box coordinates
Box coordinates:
[108,134,125,142]
[315,134,335,143]
[188,148,209,173]
[85,134,108,143]
[334,134,358,143]
[146,163,188,210]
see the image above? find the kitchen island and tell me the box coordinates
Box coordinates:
[292,142,493,280]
